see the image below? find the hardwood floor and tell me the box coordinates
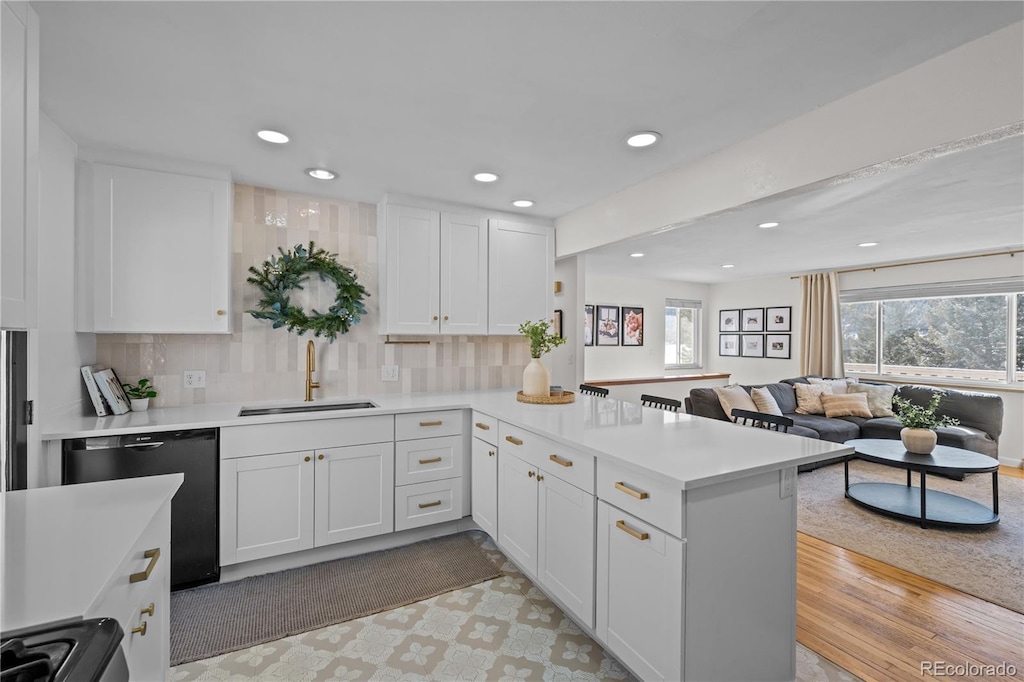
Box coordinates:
[797,466,1024,682]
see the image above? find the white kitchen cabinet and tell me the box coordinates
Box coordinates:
[314,442,394,546]
[0,1,38,329]
[379,203,488,335]
[80,162,231,333]
[596,500,684,682]
[487,219,554,334]
[538,472,596,628]
[470,436,498,538]
[497,449,540,575]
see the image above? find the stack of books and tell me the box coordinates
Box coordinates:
[81,365,131,415]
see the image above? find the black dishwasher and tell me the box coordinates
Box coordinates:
[62,429,219,589]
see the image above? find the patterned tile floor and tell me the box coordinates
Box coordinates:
[171,533,857,681]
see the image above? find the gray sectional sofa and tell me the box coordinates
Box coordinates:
[685,376,1003,471]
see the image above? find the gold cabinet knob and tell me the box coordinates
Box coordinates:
[528,470,535,478]
[443,315,449,321]
[304,456,311,462]
[537,474,544,482]
[488,450,495,457]
[216,309,225,316]
[318,453,325,460]
[141,602,155,617]
[432,315,439,321]
[132,621,148,636]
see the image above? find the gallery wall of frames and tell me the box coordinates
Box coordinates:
[718,306,791,359]
[582,304,644,347]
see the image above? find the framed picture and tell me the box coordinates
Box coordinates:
[765,333,791,359]
[553,310,563,338]
[719,309,740,332]
[741,308,764,332]
[741,334,765,357]
[766,306,791,332]
[583,305,594,346]
[596,305,620,346]
[621,306,644,346]
[719,334,740,356]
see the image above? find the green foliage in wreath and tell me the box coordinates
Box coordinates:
[246,242,369,342]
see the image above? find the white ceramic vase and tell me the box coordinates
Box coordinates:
[900,427,937,454]
[522,358,550,397]
[130,398,150,412]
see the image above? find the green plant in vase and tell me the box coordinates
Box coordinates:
[121,378,158,412]
[892,391,959,454]
[518,319,567,397]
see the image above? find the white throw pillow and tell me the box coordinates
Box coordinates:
[847,383,896,418]
[794,383,833,415]
[713,385,757,419]
[750,387,783,416]
[808,377,858,395]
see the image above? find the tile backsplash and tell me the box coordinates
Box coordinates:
[96,185,530,408]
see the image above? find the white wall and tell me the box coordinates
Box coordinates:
[706,275,803,385]
[548,255,583,392]
[584,274,709,381]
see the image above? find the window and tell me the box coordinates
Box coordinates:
[665,299,702,369]
[840,277,1023,384]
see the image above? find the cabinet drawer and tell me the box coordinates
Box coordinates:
[536,436,595,495]
[395,410,463,441]
[222,415,394,457]
[394,479,464,531]
[471,411,498,445]
[395,435,463,486]
[497,421,543,469]
[597,459,684,538]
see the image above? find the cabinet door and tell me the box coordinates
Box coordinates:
[122,551,169,682]
[497,451,539,576]
[596,501,684,682]
[384,204,440,334]
[538,474,595,629]
[471,437,498,538]
[488,219,554,334]
[220,452,314,565]
[395,435,462,486]
[89,163,231,333]
[440,212,488,334]
[314,442,395,546]
[0,1,38,329]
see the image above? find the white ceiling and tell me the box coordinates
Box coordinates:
[33,1,1024,282]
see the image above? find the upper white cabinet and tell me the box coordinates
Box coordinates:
[487,219,554,334]
[79,162,231,333]
[379,203,488,335]
[0,1,39,329]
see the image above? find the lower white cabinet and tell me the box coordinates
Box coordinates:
[497,450,540,574]
[596,501,685,682]
[395,478,463,531]
[315,443,395,546]
[470,437,498,538]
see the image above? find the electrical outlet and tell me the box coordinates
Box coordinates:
[184,370,206,388]
[381,365,399,382]
[780,467,795,499]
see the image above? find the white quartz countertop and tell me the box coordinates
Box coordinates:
[1,474,182,632]
[40,390,852,489]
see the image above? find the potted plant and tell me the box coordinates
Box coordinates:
[892,390,959,454]
[518,319,567,397]
[121,378,158,412]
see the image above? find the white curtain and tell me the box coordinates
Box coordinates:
[800,272,845,377]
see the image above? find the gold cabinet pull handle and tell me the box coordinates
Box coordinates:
[614,482,649,500]
[131,621,148,636]
[129,548,160,584]
[505,436,523,446]
[616,519,650,541]
[140,603,155,617]
[418,500,442,509]
[488,450,495,457]
[418,456,443,464]
[318,454,325,460]
[419,420,443,427]
[549,454,573,468]
[475,422,491,431]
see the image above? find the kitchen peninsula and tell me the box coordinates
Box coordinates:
[40,390,852,681]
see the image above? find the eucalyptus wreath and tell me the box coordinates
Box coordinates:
[246,242,369,342]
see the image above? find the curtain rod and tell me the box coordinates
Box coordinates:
[790,249,1022,279]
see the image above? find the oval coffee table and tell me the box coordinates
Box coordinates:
[843,439,999,529]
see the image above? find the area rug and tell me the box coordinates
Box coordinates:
[797,460,1023,614]
[169,531,503,665]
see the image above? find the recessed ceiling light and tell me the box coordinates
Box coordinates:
[757,221,780,229]
[473,172,499,183]
[305,168,337,180]
[722,264,735,269]
[626,131,661,148]
[257,129,289,144]
[858,242,879,247]
[512,199,534,208]
[630,253,644,258]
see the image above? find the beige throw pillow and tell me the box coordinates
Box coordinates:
[847,383,896,417]
[820,393,873,418]
[808,377,858,395]
[713,385,757,419]
[750,387,783,416]
[794,383,833,415]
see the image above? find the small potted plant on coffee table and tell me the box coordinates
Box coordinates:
[892,391,959,454]
[121,378,158,412]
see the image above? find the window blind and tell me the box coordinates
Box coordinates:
[840,276,1024,303]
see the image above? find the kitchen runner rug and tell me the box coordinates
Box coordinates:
[169,531,503,666]
[797,460,1023,614]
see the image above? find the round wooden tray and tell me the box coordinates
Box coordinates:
[516,390,575,405]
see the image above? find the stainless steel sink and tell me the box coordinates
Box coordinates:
[238,401,377,417]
